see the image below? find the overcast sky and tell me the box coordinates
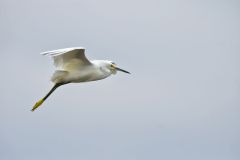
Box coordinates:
[0,0,240,160]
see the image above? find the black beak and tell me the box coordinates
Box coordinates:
[115,67,130,74]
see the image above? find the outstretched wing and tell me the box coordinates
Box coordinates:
[41,47,92,71]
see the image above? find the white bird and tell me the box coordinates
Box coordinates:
[32,47,130,111]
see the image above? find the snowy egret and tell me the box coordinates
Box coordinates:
[32,47,130,111]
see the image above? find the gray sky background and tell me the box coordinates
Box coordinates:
[0,0,240,160]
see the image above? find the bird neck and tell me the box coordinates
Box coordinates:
[92,60,111,72]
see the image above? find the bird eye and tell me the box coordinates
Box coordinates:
[110,63,116,68]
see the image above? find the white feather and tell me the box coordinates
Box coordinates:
[41,47,91,71]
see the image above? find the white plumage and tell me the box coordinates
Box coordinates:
[41,47,91,70]
[32,47,130,111]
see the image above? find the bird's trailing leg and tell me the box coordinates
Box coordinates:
[31,83,66,112]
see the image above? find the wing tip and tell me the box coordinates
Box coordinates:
[39,47,85,56]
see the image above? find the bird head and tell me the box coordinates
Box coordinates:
[107,61,130,75]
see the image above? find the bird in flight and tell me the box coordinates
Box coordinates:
[32,47,130,111]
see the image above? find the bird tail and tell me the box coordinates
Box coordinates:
[31,83,63,112]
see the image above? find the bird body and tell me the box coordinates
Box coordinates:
[51,60,114,84]
[32,47,130,111]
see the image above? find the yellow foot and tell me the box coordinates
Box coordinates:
[31,99,44,112]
